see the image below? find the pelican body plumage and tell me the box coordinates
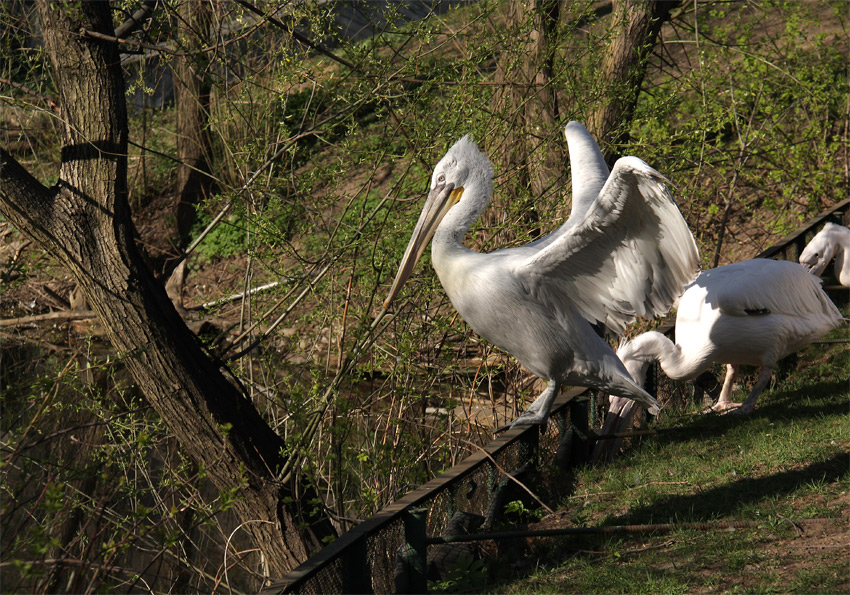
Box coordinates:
[384,122,700,429]
[594,257,846,460]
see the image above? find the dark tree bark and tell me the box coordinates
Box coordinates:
[521,0,562,200]
[586,0,680,163]
[0,1,334,578]
[490,0,563,230]
[490,1,527,203]
[174,0,215,244]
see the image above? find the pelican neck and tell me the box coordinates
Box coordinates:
[433,179,488,249]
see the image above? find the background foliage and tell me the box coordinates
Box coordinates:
[1,0,847,591]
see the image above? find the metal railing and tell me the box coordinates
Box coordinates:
[263,198,849,594]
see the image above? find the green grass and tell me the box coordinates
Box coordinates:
[484,337,849,594]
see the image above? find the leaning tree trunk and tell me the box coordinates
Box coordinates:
[0,1,334,577]
[586,0,680,163]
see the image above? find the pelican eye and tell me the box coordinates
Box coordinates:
[437,173,446,184]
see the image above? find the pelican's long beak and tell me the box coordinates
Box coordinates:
[384,183,463,308]
[800,259,825,276]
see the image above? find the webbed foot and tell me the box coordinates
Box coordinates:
[705,400,740,414]
[493,410,549,434]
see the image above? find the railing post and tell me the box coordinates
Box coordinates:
[402,507,428,593]
[588,390,602,428]
[447,482,458,518]
[341,535,371,594]
[570,395,588,434]
[645,361,662,414]
[517,424,539,471]
[794,236,807,261]
[571,394,596,464]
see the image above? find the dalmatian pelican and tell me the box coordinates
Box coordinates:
[799,222,850,287]
[595,258,845,460]
[384,121,699,429]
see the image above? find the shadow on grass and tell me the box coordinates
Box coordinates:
[645,378,849,448]
[607,450,849,527]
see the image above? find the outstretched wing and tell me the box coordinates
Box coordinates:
[519,156,700,335]
[564,121,610,223]
[523,121,611,252]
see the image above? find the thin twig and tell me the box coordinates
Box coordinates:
[478,447,555,516]
[221,520,274,594]
[232,0,358,71]
[224,263,332,361]
[278,306,395,484]
[180,129,320,262]
[0,78,60,113]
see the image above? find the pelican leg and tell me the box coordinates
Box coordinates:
[709,364,741,413]
[592,397,637,462]
[732,367,773,415]
[494,380,560,432]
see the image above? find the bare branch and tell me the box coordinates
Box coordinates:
[0,309,96,327]
[114,0,158,39]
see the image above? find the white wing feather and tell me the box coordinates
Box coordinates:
[522,121,611,252]
[520,156,700,335]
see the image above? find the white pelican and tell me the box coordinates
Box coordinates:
[594,258,845,459]
[799,222,850,287]
[383,121,699,429]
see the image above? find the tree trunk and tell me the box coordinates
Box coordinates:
[490,1,527,205]
[490,0,563,230]
[174,0,215,245]
[522,0,562,200]
[0,1,334,578]
[587,0,679,163]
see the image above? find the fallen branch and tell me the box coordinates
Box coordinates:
[0,309,96,327]
[565,481,692,500]
[427,518,831,544]
[189,280,282,311]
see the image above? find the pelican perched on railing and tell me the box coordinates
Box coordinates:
[799,222,850,287]
[384,121,700,429]
[594,258,846,460]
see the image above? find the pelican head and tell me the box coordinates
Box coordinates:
[615,337,659,389]
[799,222,840,276]
[384,136,493,307]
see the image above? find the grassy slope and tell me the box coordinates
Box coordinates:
[483,326,849,594]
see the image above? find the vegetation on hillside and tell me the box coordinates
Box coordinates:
[1,0,847,591]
